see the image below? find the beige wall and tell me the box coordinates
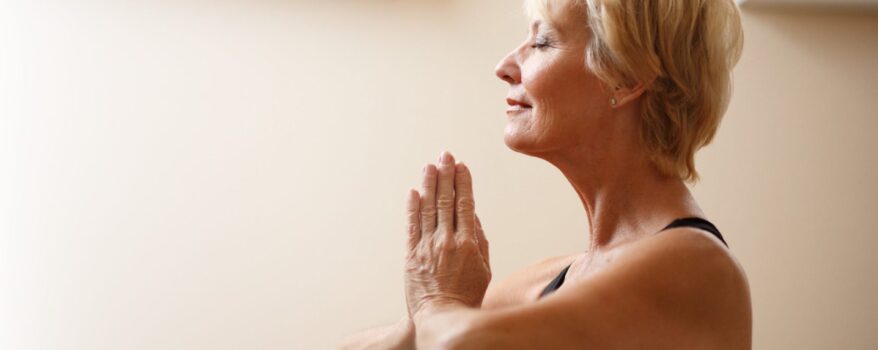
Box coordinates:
[1,1,876,349]
[706,7,878,349]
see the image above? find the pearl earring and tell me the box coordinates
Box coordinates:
[610,97,617,106]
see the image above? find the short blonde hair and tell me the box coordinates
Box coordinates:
[525,0,744,182]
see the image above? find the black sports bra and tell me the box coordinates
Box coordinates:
[538,217,727,299]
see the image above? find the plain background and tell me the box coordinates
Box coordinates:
[1,0,877,349]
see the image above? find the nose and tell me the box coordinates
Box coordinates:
[494,50,520,85]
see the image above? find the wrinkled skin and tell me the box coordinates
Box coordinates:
[391,1,751,348]
[403,152,491,321]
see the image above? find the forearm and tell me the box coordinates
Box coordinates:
[414,303,484,350]
[339,316,415,350]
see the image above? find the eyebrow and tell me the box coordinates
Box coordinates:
[528,20,541,35]
[532,19,560,33]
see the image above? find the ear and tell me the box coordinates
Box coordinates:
[610,80,651,109]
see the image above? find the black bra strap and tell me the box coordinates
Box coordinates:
[660,217,728,248]
[538,217,728,299]
[538,264,571,298]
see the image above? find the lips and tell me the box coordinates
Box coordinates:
[506,98,532,114]
[506,98,532,108]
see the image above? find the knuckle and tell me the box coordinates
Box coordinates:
[416,245,431,258]
[420,204,436,214]
[435,237,457,252]
[407,260,427,273]
[436,196,455,209]
[456,198,475,212]
[457,228,475,238]
[441,243,457,252]
[420,211,436,222]
[456,238,479,252]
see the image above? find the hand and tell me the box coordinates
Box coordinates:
[403,151,491,322]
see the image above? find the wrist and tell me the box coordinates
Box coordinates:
[412,298,469,327]
[412,300,477,349]
[393,316,415,350]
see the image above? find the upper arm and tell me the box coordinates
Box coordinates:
[457,231,750,349]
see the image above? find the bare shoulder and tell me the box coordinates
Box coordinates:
[481,252,581,310]
[643,227,752,347]
[635,226,751,307]
[556,227,752,348]
[459,230,750,349]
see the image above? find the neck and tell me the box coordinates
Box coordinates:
[541,143,703,252]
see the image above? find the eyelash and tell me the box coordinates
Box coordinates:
[530,36,553,50]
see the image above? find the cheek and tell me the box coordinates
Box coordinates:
[513,62,610,153]
[519,66,560,130]
[524,63,557,110]
[529,61,606,121]
[524,64,584,129]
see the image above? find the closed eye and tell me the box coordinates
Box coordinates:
[530,34,554,50]
[531,42,549,49]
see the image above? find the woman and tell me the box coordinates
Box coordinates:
[342,0,750,348]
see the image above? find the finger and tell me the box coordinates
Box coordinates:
[436,151,456,235]
[420,164,438,238]
[454,162,476,240]
[475,214,490,265]
[406,188,421,253]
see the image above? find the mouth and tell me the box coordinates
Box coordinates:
[506,98,532,114]
[506,105,532,114]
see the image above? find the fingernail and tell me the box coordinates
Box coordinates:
[440,151,451,165]
[456,162,466,173]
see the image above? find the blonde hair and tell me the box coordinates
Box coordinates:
[525,0,744,183]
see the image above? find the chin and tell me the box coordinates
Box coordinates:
[503,119,543,156]
[503,112,576,158]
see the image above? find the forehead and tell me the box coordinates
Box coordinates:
[524,0,585,32]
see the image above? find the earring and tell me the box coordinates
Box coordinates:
[610,97,617,106]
